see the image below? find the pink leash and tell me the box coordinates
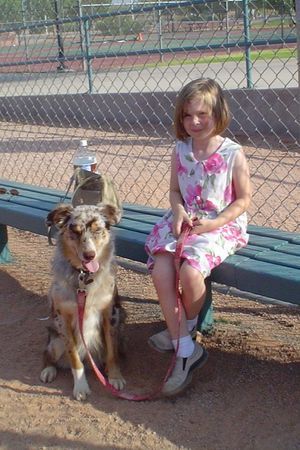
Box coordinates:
[77,223,192,401]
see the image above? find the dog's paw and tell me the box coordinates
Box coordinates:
[40,366,57,383]
[108,374,126,391]
[73,379,91,401]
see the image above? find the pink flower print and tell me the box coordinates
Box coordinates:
[152,222,164,237]
[203,153,227,175]
[222,224,241,241]
[203,199,216,212]
[206,254,222,270]
[149,221,169,244]
[186,184,202,205]
[176,152,188,176]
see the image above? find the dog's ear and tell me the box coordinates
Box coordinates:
[46,204,74,228]
[97,204,122,226]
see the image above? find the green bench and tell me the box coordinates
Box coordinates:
[1,179,299,333]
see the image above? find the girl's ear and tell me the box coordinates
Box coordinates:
[46,204,74,228]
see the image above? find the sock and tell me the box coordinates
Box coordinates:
[172,335,194,358]
[187,317,198,332]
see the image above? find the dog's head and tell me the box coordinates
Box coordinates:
[47,203,121,272]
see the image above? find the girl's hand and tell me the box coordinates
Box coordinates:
[172,211,193,237]
[189,218,218,235]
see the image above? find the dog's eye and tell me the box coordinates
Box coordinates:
[92,227,104,235]
[68,224,82,238]
[89,221,104,234]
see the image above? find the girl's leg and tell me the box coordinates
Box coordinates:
[151,253,189,339]
[180,260,206,320]
[152,254,208,396]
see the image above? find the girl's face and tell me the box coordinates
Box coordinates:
[182,97,216,140]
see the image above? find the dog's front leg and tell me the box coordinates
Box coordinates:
[102,309,126,390]
[64,314,91,401]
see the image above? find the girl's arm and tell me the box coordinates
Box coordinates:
[192,149,252,234]
[169,148,193,237]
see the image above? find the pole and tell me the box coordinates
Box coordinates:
[84,18,93,93]
[21,0,29,65]
[242,0,253,89]
[158,1,163,63]
[225,0,230,55]
[77,0,86,71]
[54,0,66,71]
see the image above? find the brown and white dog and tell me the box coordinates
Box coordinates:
[40,203,126,401]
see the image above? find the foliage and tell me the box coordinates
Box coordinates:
[0,0,296,27]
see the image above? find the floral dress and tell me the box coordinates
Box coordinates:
[145,137,249,278]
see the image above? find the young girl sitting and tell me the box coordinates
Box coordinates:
[145,78,251,396]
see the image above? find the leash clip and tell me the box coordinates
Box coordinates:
[78,271,88,292]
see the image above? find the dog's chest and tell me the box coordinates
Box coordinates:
[82,308,101,347]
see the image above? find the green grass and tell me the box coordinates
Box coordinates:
[124,47,296,72]
[162,47,296,67]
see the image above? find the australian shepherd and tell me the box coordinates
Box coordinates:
[40,203,126,400]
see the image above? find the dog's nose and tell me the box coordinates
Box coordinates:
[83,251,96,261]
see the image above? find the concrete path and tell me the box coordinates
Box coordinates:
[0,58,297,97]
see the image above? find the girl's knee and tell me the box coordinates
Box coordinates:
[152,253,175,282]
[180,262,205,290]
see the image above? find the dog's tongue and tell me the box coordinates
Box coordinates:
[83,259,99,273]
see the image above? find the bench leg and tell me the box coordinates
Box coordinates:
[0,224,12,263]
[197,277,214,334]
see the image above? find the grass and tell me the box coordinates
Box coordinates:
[118,46,296,73]
[159,47,296,67]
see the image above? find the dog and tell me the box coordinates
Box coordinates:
[40,203,126,401]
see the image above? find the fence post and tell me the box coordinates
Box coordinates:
[54,0,66,71]
[157,1,163,63]
[83,18,93,94]
[242,0,253,88]
[77,0,86,72]
[21,0,29,65]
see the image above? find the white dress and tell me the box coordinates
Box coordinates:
[145,137,249,278]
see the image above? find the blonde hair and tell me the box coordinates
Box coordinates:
[174,78,231,141]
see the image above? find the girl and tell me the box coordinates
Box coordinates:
[145,78,251,396]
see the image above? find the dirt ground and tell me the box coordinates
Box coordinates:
[0,228,299,450]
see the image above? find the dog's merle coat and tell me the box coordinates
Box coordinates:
[40,203,126,401]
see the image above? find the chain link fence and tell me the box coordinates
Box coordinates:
[0,0,298,232]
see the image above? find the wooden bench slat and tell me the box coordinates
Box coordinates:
[0,203,48,236]
[237,247,300,269]
[248,234,289,249]
[0,196,60,211]
[122,210,159,224]
[114,228,149,263]
[213,255,300,304]
[248,224,300,244]
[0,179,67,199]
